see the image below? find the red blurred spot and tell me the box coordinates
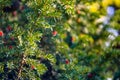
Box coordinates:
[8,45,13,49]
[31,65,35,70]
[88,73,93,78]
[65,59,69,64]
[0,31,4,37]
[20,6,24,11]
[52,31,57,36]
[6,25,12,31]
[12,11,17,16]
[10,37,14,41]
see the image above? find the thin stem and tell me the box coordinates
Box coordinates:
[17,53,26,80]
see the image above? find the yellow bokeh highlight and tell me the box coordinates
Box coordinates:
[89,3,100,13]
[114,0,120,8]
[102,0,113,7]
[102,0,120,8]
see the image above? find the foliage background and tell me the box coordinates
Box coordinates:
[0,0,120,80]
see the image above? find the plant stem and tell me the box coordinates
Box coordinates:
[17,53,26,80]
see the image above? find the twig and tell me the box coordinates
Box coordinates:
[17,53,26,80]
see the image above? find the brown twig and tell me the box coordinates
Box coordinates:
[17,53,26,80]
